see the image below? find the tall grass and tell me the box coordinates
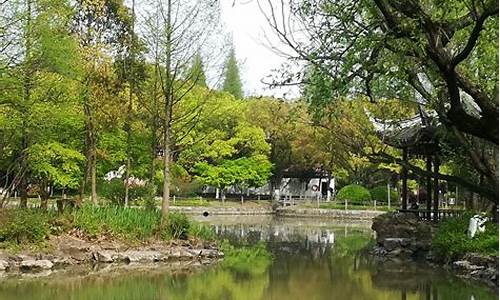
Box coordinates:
[0,205,215,249]
[73,204,161,240]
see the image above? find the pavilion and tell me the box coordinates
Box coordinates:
[367,107,443,221]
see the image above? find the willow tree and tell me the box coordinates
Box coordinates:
[143,0,222,220]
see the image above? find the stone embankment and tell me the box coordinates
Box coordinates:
[276,207,385,220]
[371,212,498,287]
[0,235,222,276]
[170,206,274,216]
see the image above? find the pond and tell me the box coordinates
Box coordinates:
[0,216,496,300]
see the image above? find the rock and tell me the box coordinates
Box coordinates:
[187,249,223,258]
[0,260,9,270]
[20,260,54,271]
[124,251,164,262]
[453,260,485,271]
[93,250,118,263]
[463,253,498,268]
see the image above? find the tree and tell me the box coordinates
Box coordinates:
[188,52,207,87]
[0,0,81,207]
[143,0,222,220]
[222,47,244,99]
[261,0,499,203]
[72,0,133,204]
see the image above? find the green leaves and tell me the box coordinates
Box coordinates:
[27,142,85,189]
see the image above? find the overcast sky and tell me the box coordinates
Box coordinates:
[219,0,300,99]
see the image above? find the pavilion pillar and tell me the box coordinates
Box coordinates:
[426,156,432,221]
[401,148,408,210]
[433,157,440,222]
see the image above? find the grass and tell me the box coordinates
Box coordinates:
[0,204,216,250]
[432,212,499,261]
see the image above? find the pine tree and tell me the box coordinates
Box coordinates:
[222,48,243,99]
[189,52,207,87]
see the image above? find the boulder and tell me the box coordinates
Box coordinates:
[20,260,54,271]
[453,260,484,271]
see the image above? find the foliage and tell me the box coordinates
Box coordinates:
[164,212,191,240]
[0,209,51,246]
[370,186,399,204]
[219,239,271,275]
[336,184,371,204]
[99,178,153,206]
[432,212,499,261]
[28,142,85,189]
[188,221,215,241]
[222,47,243,99]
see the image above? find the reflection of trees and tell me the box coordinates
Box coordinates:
[369,261,496,300]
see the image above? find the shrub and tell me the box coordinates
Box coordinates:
[370,186,399,204]
[432,212,499,261]
[336,184,371,204]
[165,212,191,240]
[0,209,51,245]
[99,178,153,206]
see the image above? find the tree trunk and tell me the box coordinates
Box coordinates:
[40,181,49,211]
[161,125,171,220]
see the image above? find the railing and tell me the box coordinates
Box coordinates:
[399,209,466,221]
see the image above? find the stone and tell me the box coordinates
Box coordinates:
[453,260,485,271]
[0,260,9,270]
[20,260,54,271]
[124,251,164,262]
[93,250,117,263]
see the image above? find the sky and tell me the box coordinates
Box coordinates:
[219,0,300,99]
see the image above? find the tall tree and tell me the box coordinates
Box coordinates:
[222,47,244,99]
[188,52,207,87]
[0,0,80,208]
[72,0,133,204]
[143,0,222,220]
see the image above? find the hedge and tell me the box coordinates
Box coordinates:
[336,184,371,204]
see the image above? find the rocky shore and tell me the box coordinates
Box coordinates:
[370,212,498,288]
[0,234,223,277]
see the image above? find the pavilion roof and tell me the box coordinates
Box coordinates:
[366,107,441,155]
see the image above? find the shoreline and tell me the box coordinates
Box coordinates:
[171,205,385,220]
[0,234,223,278]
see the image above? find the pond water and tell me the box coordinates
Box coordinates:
[0,216,496,300]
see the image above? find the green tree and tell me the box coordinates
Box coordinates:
[222,47,244,99]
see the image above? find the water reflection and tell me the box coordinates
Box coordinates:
[0,216,496,300]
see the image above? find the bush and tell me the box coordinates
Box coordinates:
[0,209,51,245]
[432,212,499,261]
[336,184,371,204]
[165,212,191,240]
[370,186,399,204]
[99,178,153,206]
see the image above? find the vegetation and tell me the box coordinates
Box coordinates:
[219,239,272,276]
[432,213,499,261]
[336,185,372,204]
[0,206,214,249]
[370,186,399,204]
